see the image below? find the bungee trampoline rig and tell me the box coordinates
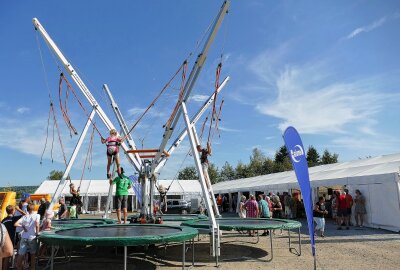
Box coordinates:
[33,1,231,268]
[33,0,304,268]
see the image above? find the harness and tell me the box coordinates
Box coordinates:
[106,137,121,156]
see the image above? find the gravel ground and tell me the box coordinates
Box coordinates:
[38,213,400,270]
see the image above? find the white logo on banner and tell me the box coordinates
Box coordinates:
[290,145,304,163]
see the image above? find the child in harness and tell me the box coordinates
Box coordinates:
[101,129,122,179]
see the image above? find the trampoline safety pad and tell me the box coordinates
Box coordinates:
[39,224,198,246]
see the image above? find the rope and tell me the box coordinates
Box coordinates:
[50,102,68,167]
[79,124,95,188]
[211,99,224,142]
[165,61,188,129]
[207,63,222,145]
[58,75,78,136]
[40,104,52,165]
[59,73,104,138]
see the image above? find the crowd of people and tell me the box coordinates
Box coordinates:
[220,187,367,238]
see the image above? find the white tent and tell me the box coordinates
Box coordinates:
[35,179,202,213]
[212,153,400,232]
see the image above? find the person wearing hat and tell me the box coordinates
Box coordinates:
[110,167,131,224]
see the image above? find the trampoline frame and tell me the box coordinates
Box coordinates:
[39,224,198,270]
[181,218,302,265]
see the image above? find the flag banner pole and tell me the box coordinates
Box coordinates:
[282,126,316,269]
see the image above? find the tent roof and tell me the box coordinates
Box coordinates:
[212,153,400,193]
[34,179,202,197]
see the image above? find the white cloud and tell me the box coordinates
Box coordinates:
[17,107,30,114]
[346,12,400,39]
[190,94,209,103]
[126,106,165,119]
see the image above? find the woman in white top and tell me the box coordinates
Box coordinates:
[239,195,247,218]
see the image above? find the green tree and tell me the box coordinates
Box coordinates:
[177,166,198,180]
[47,170,64,180]
[307,146,320,167]
[207,163,219,184]
[262,158,275,174]
[219,162,235,181]
[249,148,266,176]
[274,146,289,164]
[321,149,339,164]
[235,161,252,179]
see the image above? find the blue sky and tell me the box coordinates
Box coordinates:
[1,0,399,186]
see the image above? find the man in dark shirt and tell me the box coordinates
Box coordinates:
[37,198,50,221]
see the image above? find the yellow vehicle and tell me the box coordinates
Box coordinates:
[30,194,60,213]
[0,192,16,220]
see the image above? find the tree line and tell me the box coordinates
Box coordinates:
[177,146,338,184]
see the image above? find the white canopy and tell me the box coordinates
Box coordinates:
[212,153,400,232]
[212,153,400,192]
[35,179,202,197]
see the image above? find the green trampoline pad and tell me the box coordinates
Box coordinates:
[39,224,198,246]
[181,218,302,231]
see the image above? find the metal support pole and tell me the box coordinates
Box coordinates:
[192,239,195,267]
[124,246,127,270]
[182,241,186,270]
[51,245,54,270]
[49,109,96,210]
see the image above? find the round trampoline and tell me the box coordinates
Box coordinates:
[181,218,301,231]
[39,224,198,269]
[51,218,115,229]
[181,218,302,263]
[129,213,207,222]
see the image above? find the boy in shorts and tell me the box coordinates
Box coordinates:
[15,204,40,270]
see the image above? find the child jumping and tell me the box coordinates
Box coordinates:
[101,129,123,178]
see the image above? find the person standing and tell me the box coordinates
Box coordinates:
[38,198,50,222]
[337,190,349,230]
[157,184,169,213]
[344,189,353,226]
[313,197,328,237]
[258,194,271,236]
[14,204,40,270]
[69,183,82,218]
[354,190,366,227]
[2,205,25,269]
[245,195,258,236]
[331,192,338,225]
[284,193,292,218]
[110,167,132,224]
[57,198,68,219]
[1,223,14,270]
[238,195,247,218]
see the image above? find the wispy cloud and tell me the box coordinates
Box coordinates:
[126,106,165,118]
[218,125,241,133]
[190,94,209,103]
[239,42,400,156]
[17,107,30,114]
[346,12,400,39]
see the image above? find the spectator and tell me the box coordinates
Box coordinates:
[2,205,25,269]
[337,190,349,230]
[271,195,283,219]
[344,189,353,226]
[1,223,14,270]
[313,197,328,237]
[216,195,223,213]
[290,194,298,219]
[37,198,50,221]
[284,193,292,218]
[258,194,271,236]
[354,190,366,227]
[15,204,40,270]
[238,195,247,218]
[265,195,273,217]
[331,192,338,225]
[245,194,258,236]
[57,198,68,219]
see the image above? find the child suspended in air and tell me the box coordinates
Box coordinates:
[101,129,122,178]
